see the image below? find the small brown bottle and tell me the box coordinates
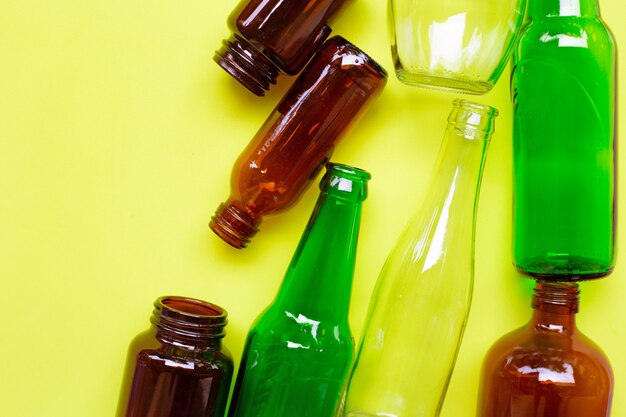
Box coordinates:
[214,0,352,95]
[210,36,386,249]
[116,296,233,417]
[476,282,613,417]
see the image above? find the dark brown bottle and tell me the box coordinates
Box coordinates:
[116,296,233,417]
[210,36,386,249]
[214,0,352,95]
[476,282,613,417]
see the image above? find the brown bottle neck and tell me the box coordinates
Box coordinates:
[151,296,228,351]
[530,282,579,334]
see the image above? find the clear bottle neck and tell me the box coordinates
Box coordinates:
[530,282,578,334]
[273,163,369,322]
[528,0,599,19]
[151,296,227,352]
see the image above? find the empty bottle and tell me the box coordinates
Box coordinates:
[476,282,614,417]
[227,163,370,417]
[512,0,617,280]
[338,100,497,417]
[117,296,233,417]
[210,36,386,249]
[214,0,353,95]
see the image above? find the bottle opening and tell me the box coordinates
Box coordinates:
[152,296,228,343]
[320,162,371,202]
[532,281,579,313]
[210,201,259,249]
[448,99,498,139]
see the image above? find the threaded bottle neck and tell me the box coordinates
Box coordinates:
[209,200,259,249]
[214,34,280,96]
[151,296,228,350]
[532,281,580,313]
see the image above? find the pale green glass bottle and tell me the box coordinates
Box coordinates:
[338,100,497,417]
[228,163,370,417]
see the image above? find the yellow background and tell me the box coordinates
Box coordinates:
[1,0,624,416]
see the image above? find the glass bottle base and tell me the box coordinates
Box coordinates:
[395,69,493,95]
[515,255,613,282]
[209,201,259,249]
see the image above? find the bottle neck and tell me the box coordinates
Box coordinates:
[529,0,599,19]
[273,164,369,322]
[530,282,579,334]
[151,296,227,352]
[415,100,495,274]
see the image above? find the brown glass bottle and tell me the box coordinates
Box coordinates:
[116,296,233,417]
[210,36,386,249]
[214,0,352,95]
[476,282,613,417]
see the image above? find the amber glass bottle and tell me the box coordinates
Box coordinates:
[210,36,386,249]
[476,282,613,417]
[116,296,233,417]
[214,0,352,95]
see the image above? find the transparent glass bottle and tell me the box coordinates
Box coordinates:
[388,0,526,94]
[338,100,498,417]
[512,0,617,280]
[476,282,614,417]
[214,0,352,95]
[116,296,233,417]
[227,163,370,417]
[210,36,386,249]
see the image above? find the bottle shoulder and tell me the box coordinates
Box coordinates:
[483,326,613,382]
[518,17,615,47]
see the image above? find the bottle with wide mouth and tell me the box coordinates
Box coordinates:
[116,296,233,417]
[214,0,353,96]
[210,36,386,249]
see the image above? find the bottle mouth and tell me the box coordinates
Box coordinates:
[448,99,498,139]
[320,162,371,202]
[152,296,228,341]
[210,201,259,249]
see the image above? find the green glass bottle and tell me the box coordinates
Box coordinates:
[227,163,370,417]
[512,0,616,280]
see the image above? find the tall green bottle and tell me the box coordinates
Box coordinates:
[512,0,616,280]
[227,163,370,417]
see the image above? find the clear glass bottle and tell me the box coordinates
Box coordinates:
[338,100,498,417]
[512,0,617,280]
[210,36,386,249]
[116,296,233,417]
[388,0,526,94]
[476,282,614,417]
[227,163,370,417]
[214,0,353,95]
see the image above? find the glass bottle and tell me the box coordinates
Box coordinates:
[116,296,233,417]
[227,163,370,417]
[214,0,352,95]
[210,36,386,249]
[388,0,526,94]
[512,0,616,280]
[338,100,498,417]
[476,282,614,417]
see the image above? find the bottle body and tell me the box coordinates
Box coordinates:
[388,0,526,93]
[215,0,352,95]
[228,163,370,417]
[117,297,234,417]
[339,100,497,417]
[476,283,613,417]
[210,36,386,249]
[512,0,617,280]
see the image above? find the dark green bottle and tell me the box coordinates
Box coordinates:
[512,0,616,280]
[227,163,370,417]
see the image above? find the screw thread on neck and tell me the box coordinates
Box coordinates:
[214,34,280,96]
[209,201,259,249]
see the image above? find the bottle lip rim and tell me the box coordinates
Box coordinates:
[452,99,499,117]
[326,162,371,181]
[154,296,228,322]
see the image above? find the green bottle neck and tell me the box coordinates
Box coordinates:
[272,165,368,324]
[528,0,599,19]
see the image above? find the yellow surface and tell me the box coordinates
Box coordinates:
[0,1,624,416]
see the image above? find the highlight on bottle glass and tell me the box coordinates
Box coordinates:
[388,0,526,94]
